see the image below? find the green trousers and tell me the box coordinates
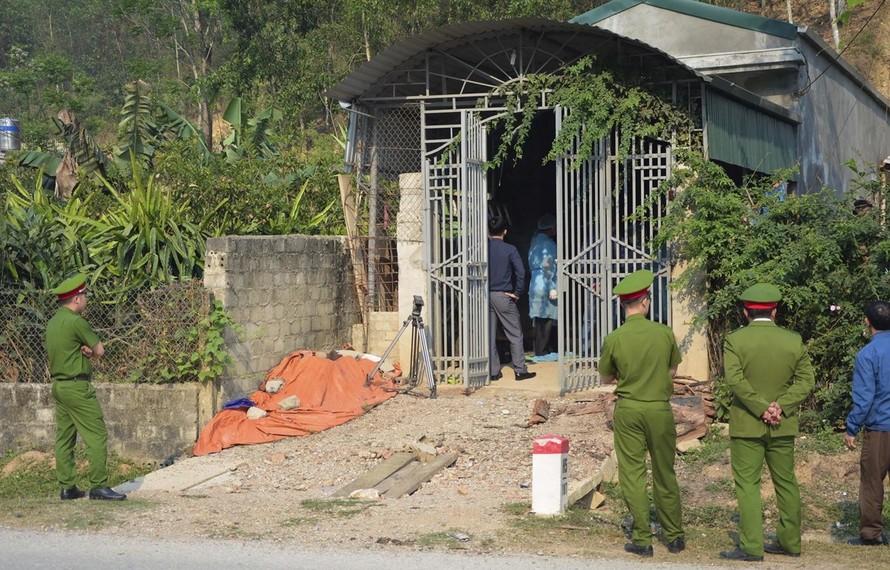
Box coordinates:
[730,435,801,556]
[52,381,108,489]
[613,399,684,546]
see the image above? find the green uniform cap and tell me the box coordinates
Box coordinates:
[51,273,88,300]
[739,282,781,309]
[614,269,654,300]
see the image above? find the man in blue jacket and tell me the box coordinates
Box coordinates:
[844,300,890,546]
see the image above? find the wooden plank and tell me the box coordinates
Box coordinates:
[567,472,603,506]
[331,452,417,498]
[375,461,421,495]
[386,453,458,498]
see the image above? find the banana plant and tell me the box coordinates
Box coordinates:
[157,102,210,162]
[116,79,158,168]
[16,109,109,198]
[221,97,282,163]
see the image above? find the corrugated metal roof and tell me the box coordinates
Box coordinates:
[326,17,707,102]
[571,0,798,40]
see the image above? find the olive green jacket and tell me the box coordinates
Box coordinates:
[723,320,815,438]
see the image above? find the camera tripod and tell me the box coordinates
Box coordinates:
[365,295,436,399]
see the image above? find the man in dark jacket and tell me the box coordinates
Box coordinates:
[488,216,535,381]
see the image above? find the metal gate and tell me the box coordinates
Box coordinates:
[556,107,674,393]
[425,109,490,388]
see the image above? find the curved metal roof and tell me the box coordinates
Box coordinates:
[326,16,707,103]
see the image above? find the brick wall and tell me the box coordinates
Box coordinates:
[204,235,360,404]
[0,383,202,465]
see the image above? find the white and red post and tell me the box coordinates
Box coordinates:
[531,434,568,515]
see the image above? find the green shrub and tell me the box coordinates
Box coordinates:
[653,154,890,428]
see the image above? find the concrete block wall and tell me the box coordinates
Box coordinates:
[351,311,400,362]
[0,383,202,464]
[204,235,360,404]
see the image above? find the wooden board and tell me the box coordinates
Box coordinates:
[385,453,458,498]
[375,461,421,495]
[567,472,603,506]
[331,452,417,498]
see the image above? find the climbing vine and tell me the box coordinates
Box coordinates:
[482,56,699,169]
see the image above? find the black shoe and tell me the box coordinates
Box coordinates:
[624,543,653,557]
[515,371,537,381]
[60,487,85,500]
[667,538,686,553]
[89,487,127,501]
[490,373,503,381]
[763,542,799,556]
[719,548,763,561]
[848,535,889,546]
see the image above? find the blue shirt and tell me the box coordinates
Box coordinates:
[488,237,526,294]
[846,330,890,436]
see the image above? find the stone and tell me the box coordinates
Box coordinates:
[277,395,300,411]
[246,406,268,420]
[676,438,702,453]
[1,450,50,476]
[265,378,286,394]
[408,441,438,461]
[588,491,605,510]
[267,453,286,463]
[349,488,380,500]
[527,398,551,426]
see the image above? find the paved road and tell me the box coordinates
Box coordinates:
[1,528,732,569]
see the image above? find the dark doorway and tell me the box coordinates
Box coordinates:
[486,110,557,352]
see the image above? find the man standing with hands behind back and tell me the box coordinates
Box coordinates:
[598,269,685,557]
[46,274,126,501]
[720,283,813,561]
[844,300,890,546]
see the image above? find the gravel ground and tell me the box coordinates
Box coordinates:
[118,386,613,550]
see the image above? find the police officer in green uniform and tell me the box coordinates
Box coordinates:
[599,269,685,557]
[46,274,126,501]
[719,283,814,561]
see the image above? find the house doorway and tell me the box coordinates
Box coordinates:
[424,104,674,393]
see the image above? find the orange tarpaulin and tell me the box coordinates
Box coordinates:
[193,350,400,456]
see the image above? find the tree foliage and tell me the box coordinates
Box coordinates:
[650,153,890,428]
[482,56,697,169]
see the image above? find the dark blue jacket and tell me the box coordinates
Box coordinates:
[488,237,526,294]
[846,330,890,435]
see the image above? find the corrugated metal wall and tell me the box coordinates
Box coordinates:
[706,90,797,175]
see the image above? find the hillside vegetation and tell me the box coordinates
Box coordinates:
[0,0,886,152]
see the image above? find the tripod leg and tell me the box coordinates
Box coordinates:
[365,318,412,386]
[416,320,437,399]
[408,320,420,385]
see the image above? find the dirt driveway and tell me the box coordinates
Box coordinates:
[92,383,880,569]
[7,384,879,569]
